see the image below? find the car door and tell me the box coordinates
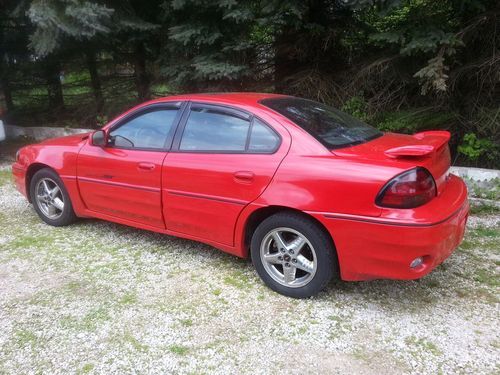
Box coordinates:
[162,102,288,246]
[78,103,183,228]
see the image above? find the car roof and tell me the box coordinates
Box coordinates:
[146,92,289,109]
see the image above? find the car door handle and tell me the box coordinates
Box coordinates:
[234,171,254,183]
[137,162,155,171]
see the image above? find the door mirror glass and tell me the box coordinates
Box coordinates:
[91,130,106,147]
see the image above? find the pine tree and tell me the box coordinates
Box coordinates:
[161,0,257,91]
[0,0,31,111]
[22,0,162,103]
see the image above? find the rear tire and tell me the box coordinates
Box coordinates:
[251,212,338,298]
[30,168,77,227]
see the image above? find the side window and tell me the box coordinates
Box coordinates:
[248,119,280,153]
[109,108,179,149]
[180,108,250,152]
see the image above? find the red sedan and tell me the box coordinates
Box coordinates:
[12,93,469,298]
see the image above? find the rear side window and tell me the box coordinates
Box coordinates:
[109,108,179,149]
[248,119,280,153]
[260,97,382,149]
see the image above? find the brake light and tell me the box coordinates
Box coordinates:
[376,167,436,208]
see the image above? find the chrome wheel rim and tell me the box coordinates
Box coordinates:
[260,227,317,288]
[35,178,64,220]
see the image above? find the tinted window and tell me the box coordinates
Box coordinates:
[249,119,279,152]
[109,109,179,149]
[260,97,382,149]
[180,108,250,151]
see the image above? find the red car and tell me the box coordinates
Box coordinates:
[12,93,468,298]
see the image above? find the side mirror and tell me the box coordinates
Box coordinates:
[91,130,106,147]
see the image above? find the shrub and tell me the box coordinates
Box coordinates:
[458,133,499,162]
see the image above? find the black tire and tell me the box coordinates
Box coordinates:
[251,211,338,298]
[30,168,77,227]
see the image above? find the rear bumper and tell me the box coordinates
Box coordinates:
[313,175,469,281]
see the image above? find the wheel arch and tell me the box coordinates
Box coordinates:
[25,163,57,203]
[242,205,338,262]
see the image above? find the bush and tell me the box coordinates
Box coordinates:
[375,109,455,134]
[341,96,369,122]
[458,133,499,163]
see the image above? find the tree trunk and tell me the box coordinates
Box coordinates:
[274,28,299,93]
[45,61,64,109]
[133,44,150,101]
[85,51,104,111]
[0,46,14,112]
[0,75,14,112]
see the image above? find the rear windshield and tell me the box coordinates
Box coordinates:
[260,97,382,149]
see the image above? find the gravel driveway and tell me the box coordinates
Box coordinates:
[0,161,498,374]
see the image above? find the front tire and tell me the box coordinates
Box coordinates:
[251,212,338,298]
[30,168,77,226]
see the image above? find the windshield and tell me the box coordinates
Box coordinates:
[260,97,382,149]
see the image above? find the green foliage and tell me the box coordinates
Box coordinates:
[162,0,256,88]
[365,0,490,94]
[341,96,369,122]
[96,114,108,127]
[1,0,498,168]
[26,0,114,56]
[376,109,455,133]
[377,112,418,133]
[458,133,498,161]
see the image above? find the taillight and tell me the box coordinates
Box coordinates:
[376,167,436,208]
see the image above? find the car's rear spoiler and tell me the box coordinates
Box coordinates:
[384,131,451,158]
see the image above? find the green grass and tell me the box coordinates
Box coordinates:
[473,269,500,288]
[123,333,149,352]
[119,291,138,305]
[469,226,500,239]
[14,329,38,348]
[79,363,95,374]
[180,318,193,327]
[168,345,190,356]
[8,234,56,250]
[222,269,252,290]
[80,307,111,331]
[469,202,500,216]
[405,336,442,357]
[0,169,12,186]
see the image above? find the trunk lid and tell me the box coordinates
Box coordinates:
[333,131,452,195]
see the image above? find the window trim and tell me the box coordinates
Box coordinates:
[106,102,186,152]
[171,101,282,154]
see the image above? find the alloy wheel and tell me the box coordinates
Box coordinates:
[35,178,65,220]
[260,227,317,288]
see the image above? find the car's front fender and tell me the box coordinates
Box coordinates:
[12,134,91,216]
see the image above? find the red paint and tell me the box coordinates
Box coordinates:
[12,93,468,281]
[77,144,167,228]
